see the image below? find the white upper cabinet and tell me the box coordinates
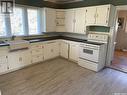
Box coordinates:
[74,8,86,34]
[85,4,116,27]
[56,9,66,32]
[56,9,65,19]
[96,5,110,26]
[65,9,75,32]
[45,8,56,32]
[85,7,96,25]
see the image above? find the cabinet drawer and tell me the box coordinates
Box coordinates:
[32,55,43,63]
[0,64,8,73]
[31,49,42,56]
[31,44,43,50]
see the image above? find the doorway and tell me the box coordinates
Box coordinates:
[111,10,127,72]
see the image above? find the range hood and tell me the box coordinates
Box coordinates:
[44,0,83,4]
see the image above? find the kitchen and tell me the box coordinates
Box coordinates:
[0,0,127,95]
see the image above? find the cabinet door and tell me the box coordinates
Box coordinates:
[65,9,75,32]
[45,8,56,32]
[96,5,109,26]
[44,43,53,60]
[85,7,96,25]
[8,52,21,70]
[44,42,59,60]
[60,41,68,59]
[0,64,8,73]
[52,42,60,57]
[69,44,79,62]
[74,8,86,34]
[21,50,31,66]
[0,56,8,64]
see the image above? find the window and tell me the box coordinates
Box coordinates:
[27,8,38,35]
[10,7,24,35]
[0,15,6,36]
[0,5,42,37]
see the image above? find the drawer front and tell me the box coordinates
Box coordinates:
[31,49,42,56]
[32,55,43,63]
[78,58,98,72]
[31,44,43,50]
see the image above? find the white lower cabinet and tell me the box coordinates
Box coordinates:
[0,40,82,75]
[30,42,44,63]
[44,41,59,60]
[8,49,31,70]
[0,64,8,73]
[59,40,69,59]
[0,56,8,73]
[69,42,79,62]
[0,47,9,73]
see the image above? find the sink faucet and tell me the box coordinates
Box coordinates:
[11,35,16,40]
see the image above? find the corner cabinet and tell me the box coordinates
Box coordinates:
[56,9,66,32]
[85,4,116,27]
[59,40,69,59]
[44,41,59,60]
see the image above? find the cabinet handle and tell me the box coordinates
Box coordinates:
[51,49,54,52]
[96,13,98,18]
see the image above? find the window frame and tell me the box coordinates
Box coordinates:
[10,6,25,36]
[0,4,43,37]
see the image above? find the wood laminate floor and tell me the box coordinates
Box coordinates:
[0,58,127,95]
[111,50,127,72]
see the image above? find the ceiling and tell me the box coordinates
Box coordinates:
[44,0,83,4]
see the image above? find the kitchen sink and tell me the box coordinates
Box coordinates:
[0,41,6,44]
[7,40,30,52]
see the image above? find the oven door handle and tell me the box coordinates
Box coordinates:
[80,46,99,50]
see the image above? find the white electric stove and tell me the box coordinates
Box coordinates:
[78,33,109,72]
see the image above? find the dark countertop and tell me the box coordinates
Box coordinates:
[25,36,104,45]
[0,36,104,47]
[0,43,9,47]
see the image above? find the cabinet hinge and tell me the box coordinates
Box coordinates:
[7,67,9,70]
[86,9,87,12]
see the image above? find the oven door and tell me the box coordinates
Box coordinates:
[79,45,100,63]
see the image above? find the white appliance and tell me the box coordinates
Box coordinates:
[78,33,108,72]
